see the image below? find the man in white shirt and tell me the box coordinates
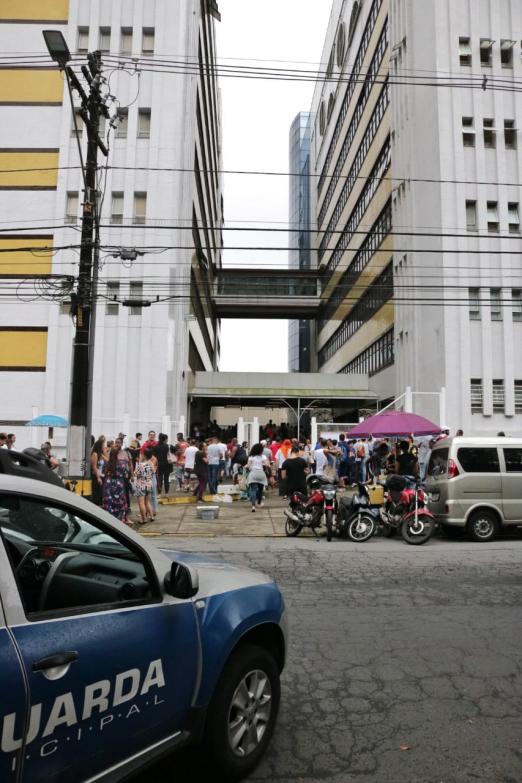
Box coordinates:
[207,436,226,494]
[313,439,328,476]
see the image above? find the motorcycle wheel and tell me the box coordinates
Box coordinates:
[285,517,303,537]
[347,513,376,543]
[401,514,435,545]
[325,510,333,542]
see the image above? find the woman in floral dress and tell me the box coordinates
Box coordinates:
[133,448,155,524]
[102,446,130,524]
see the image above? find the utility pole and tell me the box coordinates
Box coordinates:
[43,32,109,495]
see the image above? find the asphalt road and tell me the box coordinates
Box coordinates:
[132,536,522,783]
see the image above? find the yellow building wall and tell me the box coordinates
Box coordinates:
[0,150,59,188]
[0,237,53,275]
[0,69,63,105]
[0,329,48,370]
[0,1,68,21]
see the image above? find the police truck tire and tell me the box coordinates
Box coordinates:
[202,643,280,782]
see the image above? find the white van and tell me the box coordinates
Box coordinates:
[426,436,522,541]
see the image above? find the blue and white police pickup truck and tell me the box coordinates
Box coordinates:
[0,451,286,783]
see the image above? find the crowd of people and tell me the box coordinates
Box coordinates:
[87,425,458,523]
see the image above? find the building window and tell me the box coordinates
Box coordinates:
[459,37,472,66]
[336,23,346,67]
[492,380,505,413]
[480,39,493,66]
[483,118,496,148]
[348,1,361,47]
[326,46,335,79]
[504,119,517,149]
[129,281,143,316]
[326,94,335,122]
[462,116,475,147]
[77,27,89,53]
[465,200,477,230]
[120,27,132,56]
[71,108,83,137]
[512,289,522,321]
[470,379,483,413]
[487,201,499,233]
[106,281,120,315]
[142,27,154,53]
[98,27,111,53]
[515,381,522,414]
[319,100,326,135]
[115,108,128,138]
[490,288,502,321]
[65,192,78,224]
[110,192,124,224]
[469,288,481,320]
[133,192,147,224]
[508,202,520,234]
[500,40,515,67]
[137,108,151,138]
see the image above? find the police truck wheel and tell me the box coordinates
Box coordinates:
[202,643,280,782]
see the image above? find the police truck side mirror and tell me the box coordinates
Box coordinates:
[165,562,199,599]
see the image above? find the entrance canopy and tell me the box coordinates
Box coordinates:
[188,371,379,408]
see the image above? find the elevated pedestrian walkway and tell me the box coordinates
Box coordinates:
[213,268,321,318]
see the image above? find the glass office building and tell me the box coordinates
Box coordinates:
[288,112,313,372]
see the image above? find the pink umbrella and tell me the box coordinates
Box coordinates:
[348,410,442,438]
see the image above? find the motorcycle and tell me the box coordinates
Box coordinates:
[380,475,435,545]
[284,474,339,542]
[337,482,379,542]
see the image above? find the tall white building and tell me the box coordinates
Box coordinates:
[0,0,223,447]
[311,0,522,434]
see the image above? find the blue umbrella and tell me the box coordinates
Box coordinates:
[27,414,68,427]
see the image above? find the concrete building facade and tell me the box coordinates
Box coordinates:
[0,0,223,447]
[311,0,522,434]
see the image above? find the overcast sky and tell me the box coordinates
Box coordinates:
[216,1,331,372]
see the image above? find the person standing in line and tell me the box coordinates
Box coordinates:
[102,445,131,524]
[183,438,199,491]
[140,430,158,454]
[346,439,357,486]
[313,439,328,477]
[281,445,308,496]
[275,439,292,497]
[270,437,281,462]
[395,440,419,488]
[207,436,225,495]
[415,435,432,483]
[246,443,269,512]
[193,441,209,502]
[133,448,155,524]
[154,433,171,499]
[175,432,188,488]
[355,438,368,482]
[135,432,142,449]
[90,437,107,506]
[115,436,134,513]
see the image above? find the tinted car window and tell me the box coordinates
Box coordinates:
[427,447,448,477]
[457,447,500,473]
[504,448,522,473]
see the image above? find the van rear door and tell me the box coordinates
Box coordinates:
[501,447,522,523]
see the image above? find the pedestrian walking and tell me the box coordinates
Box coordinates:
[154,433,171,498]
[193,442,208,501]
[246,443,269,512]
[102,446,130,524]
[133,449,155,524]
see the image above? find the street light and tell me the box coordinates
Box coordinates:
[42,30,71,67]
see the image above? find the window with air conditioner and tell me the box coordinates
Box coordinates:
[111,192,124,224]
[508,202,520,234]
[462,116,475,147]
[459,37,472,66]
[65,192,78,224]
[470,379,483,414]
[99,27,111,53]
[137,109,151,138]
[142,27,154,53]
[490,288,502,321]
[500,40,514,67]
[487,201,499,233]
[129,281,143,316]
[492,379,505,413]
[469,288,481,320]
[483,118,496,148]
[504,119,517,149]
[480,39,493,66]
[115,108,128,138]
[465,199,477,230]
[106,281,120,315]
[120,27,132,56]
[512,289,522,321]
[133,192,147,224]
[77,27,89,53]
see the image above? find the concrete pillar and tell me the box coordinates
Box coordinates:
[238,417,245,443]
[178,415,186,438]
[311,417,317,447]
[404,386,413,413]
[439,387,447,427]
[161,415,171,441]
[252,417,260,444]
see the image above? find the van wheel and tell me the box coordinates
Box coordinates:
[201,644,280,781]
[467,510,499,542]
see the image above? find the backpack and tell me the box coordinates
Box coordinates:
[235,446,248,466]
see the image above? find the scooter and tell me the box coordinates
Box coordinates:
[284,474,339,542]
[337,482,379,542]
